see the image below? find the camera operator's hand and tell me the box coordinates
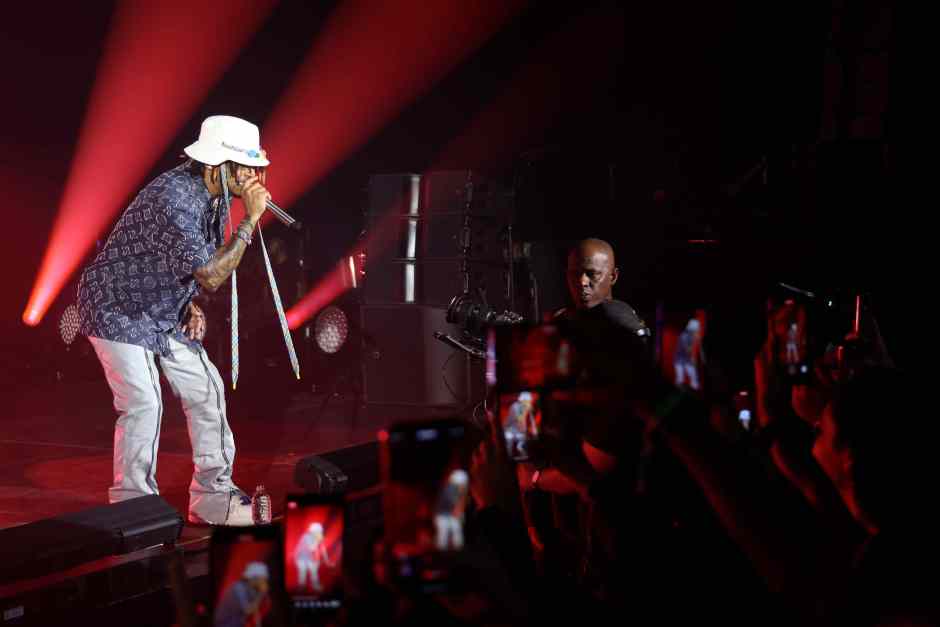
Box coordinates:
[754,330,789,429]
[791,375,829,425]
[525,466,590,500]
[753,300,821,429]
[470,410,523,516]
[516,462,538,492]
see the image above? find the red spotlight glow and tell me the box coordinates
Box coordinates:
[435,5,625,172]
[306,5,625,332]
[286,261,347,331]
[281,0,526,329]
[23,0,277,326]
[263,0,527,213]
[280,0,526,329]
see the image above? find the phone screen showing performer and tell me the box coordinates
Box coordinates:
[655,304,708,395]
[769,299,810,382]
[210,525,280,627]
[284,493,344,615]
[498,390,542,462]
[379,417,470,593]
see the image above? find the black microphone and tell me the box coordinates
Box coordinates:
[265,199,301,229]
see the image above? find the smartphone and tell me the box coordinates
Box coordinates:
[655,304,708,395]
[379,417,470,593]
[498,390,542,461]
[284,493,345,617]
[210,525,280,627]
[768,298,810,382]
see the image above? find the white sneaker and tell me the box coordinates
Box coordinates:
[188,492,254,526]
[222,492,254,526]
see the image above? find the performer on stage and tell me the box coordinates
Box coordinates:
[76,115,271,525]
[434,469,470,551]
[294,521,335,593]
[214,561,271,627]
[504,391,538,458]
[674,317,703,391]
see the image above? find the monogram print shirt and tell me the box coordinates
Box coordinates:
[77,163,226,356]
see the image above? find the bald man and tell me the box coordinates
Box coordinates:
[521,238,647,574]
[556,238,648,338]
[520,239,646,493]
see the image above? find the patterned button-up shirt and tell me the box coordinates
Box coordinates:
[77,163,226,356]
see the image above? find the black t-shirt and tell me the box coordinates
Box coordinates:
[553,299,648,455]
[554,299,649,339]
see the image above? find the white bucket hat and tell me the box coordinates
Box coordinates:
[184,115,270,167]
[243,561,269,580]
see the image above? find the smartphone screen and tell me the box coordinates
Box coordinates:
[379,417,470,593]
[210,525,279,627]
[498,390,541,461]
[768,288,866,384]
[769,299,809,380]
[284,494,344,615]
[656,304,708,394]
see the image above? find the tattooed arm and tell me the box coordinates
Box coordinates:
[192,174,269,292]
[193,218,256,292]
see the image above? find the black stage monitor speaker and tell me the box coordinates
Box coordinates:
[0,495,182,585]
[294,441,380,495]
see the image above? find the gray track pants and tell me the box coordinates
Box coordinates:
[88,336,240,522]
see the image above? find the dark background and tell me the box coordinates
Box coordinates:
[1,1,903,397]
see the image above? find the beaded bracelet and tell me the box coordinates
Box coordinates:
[235,228,252,245]
[235,220,254,245]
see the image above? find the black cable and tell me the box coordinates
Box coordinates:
[441,350,461,403]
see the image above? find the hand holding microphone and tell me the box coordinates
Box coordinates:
[241,175,270,225]
[240,175,301,229]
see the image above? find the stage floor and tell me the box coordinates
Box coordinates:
[0,374,377,531]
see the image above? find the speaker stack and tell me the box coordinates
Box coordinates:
[359,171,512,422]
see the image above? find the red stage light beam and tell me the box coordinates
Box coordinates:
[286,5,625,331]
[23,0,277,326]
[280,0,526,329]
[263,0,527,214]
[285,259,350,331]
[435,4,626,172]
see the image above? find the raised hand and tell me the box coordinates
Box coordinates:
[470,409,523,515]
[182,302,207,341]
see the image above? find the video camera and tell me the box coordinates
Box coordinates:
[434,292,525,360]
